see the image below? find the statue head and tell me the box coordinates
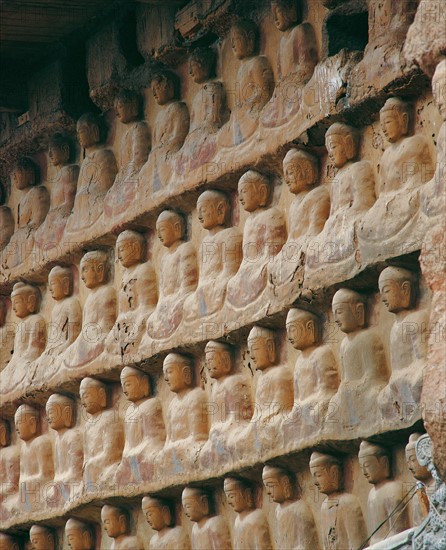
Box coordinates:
[120,366,151,402]
[80,250,110,289]
[189,47,217,84]
[11,157,39,191]
[432,59,446,120]
[238,170,270,213]
[205,340,234,379]
[358,441,391,485]
[0,419,10,448]
[283,149,318,194]
[48,133,72,167]
[325,123,358,168]
[101,505,130,539]
[114,89,141,124]
[231,19,258,59]
[163,353,194,393]
[224,477,255,513]
[150,70,178,106]
[156,210,185,248]
[29,525,55,550]
[76,113,102,149]
[405,433,432,482]
[48,266,73,301]
[14,404,40,442]
[79,377,107,415]
[271,0,300,32]
[197,190,229,230]
[141,496,173,531]
[65,518,94,550]
[247,326,276,371]
[116,230,145,268]
[378,266,417,313]
[332,289,366,333]
[262,465,296,503]
[0,533,20,550]
[286,308,321,350]
[380,98,410,143]
[182,487,212,522]
[11,282,40,319]
[46,394,76,432]
[309,452,342,496]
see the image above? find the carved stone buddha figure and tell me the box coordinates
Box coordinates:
[142,496,190,550]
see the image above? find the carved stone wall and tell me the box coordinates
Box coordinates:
[1,0,444,548]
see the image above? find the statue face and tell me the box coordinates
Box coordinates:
[49,143,69,167]
[224,481,250,513]
[151,79,173,106]
[0,534,18,550]
[197,197,219,230]
[406,448,431,482]
[80,384,104,415]
[310,465,338,495]
[12,168,32,191]
[121,373,146,402]
[271,3,296,32]
[30,529,52,550]
[231,28,253,60]
[46,401,68,431]
[248,336,273,371]
[80,259,103,289]
[189,59,208,84]
[76,121,97,149]
[205,348,231,379]
[238,179,261,212]
[359,455,387,485]
[284,158,314,194]
[326,135,349,168]
[182,495,206,522]
[263,473,286,503]
[380,110,405,143]
[379,279,408,313]
[12,293,32,318]
[142,503,167,532]
[66,527,87,550]
[286,316,313,350]
[102,508,124,539]
[156,219,179,248]
[332,301,359,333]
[433,66,446,120]
[48,273,68,301]
[163,362,188,393]
[15,411,37,442]
[117,238,141,268]
[115,100,137,124]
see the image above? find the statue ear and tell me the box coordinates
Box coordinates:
[380,455,390,475]
[62,276,71,296]
[27,293,36,312]
[173,221,183,237]
[223,353,232,374]
[91,124,100,144]
[182,366,192,386]
[82,530,92,549]
[259,184,268,206]
[343,134,356,160]
[30,416,38,435]
[119,514,127,533]
[329,464,340,486]
[200,495,209,515]
[401,112,409,134]
[355,302,365,327]
[63,404,73,428]
[267,338,276,362]
[99,387,107,408]
[306,320,315,341]
[401,280,411,300]
[216,201,226,222]
[162,505,172,526]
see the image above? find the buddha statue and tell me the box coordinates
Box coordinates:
[358,98,434,261]
[104,89,150,218]
[63,251,116,369]
[182,487,232,550]
[29,525,55,550]
[329,289,389,429]
[377,266,428,417]
[0,298,14,372]
[184,190,242,321]
[0,182,14,253]
[218,19,274,147]
[269,149,329,291]
[79,377,124,486]
[34,133,78,249]
[309,451,367,549]
[65,113,117,234]
[65,518,95,550]
[224,477,273,549]
[101,504,140,550]
[142,496,190,550]
[146,210,197,340]
[358,441,410,544]
[0,419,19,517]
[0,533,20,550]
[5,157,49,269]
[261,0,318,127]
[139,69,189,193]
[226,170,286,308]
[262,465,319,549]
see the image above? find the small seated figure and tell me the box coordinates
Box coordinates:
[146,211,197,340]
[184,190,242,321]
[358,440,410,544]
[0,182,14,252]
[0,533,20,550]
[65,113,117,234]
[106,230,157,358]
[218,19,274,147]
[139,70,189,193]
[79,377,124,487]
[406,432,435,526]
[101,505,140,550]
[359,98,434,260]
[65,518,95,550]
[285,308,338,436]
[269,149,329,290]
[182,487,232,550]
[0,282,46,396]
[226,171,286,308]
[261,0,318,127]
[5,157,49,269]
[142,496,190,550]
[0,419,19,516]
[45,394,83,502]
[377,267,428,416]
[0,299,14,372]
[14,404,54,507]
[116,366,165,483]
[35,266,81,375]
[29,525,55,550]
[306,123,376,281]
[175,47,226,176]
[104,89,150,218]
[224,477,273,550]
[329,289,389,429]
[34,133,79,249]
[262,465,319,549]
[162,353,208,453]
[63,251,116,369]
[309,452,366,549]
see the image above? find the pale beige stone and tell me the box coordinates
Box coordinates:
[65,518,95,550]
[142,496,190,550]
[0,181,14,251]
[0,299,14,372]
[0,419,19,516]
[29,525,55,550]
[101,504,141,550]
